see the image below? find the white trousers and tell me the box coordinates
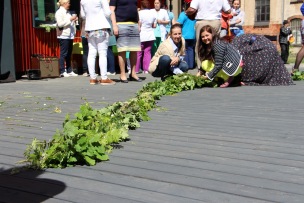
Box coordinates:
[87,31,109,80]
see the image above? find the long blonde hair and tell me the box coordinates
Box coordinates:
[57,0,69,8]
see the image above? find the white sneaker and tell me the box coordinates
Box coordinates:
[82,72,89,77]
[61,72,70,77]
[68,71,78,77]
[107,72,116,75]
[143,71,149,74]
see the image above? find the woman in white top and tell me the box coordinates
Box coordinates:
[80,0,115,85]
[135,0,157,74]
[151,0,170,56]
[55,0,78,77]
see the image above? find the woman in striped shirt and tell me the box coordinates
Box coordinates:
[197,25,242,87]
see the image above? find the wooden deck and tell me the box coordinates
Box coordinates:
[1,70,304,203]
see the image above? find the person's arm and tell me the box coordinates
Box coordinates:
[55,9,74,28]
[176,12,185,25]
[185,7,197,16]
[158,9,170,25]
[222,0,231,14]
[281,27,290,36]
[237,11,245,26]
[102,0,111,18]
[110,5,118,36]
[206,43,226,80]
[138,12,142,32]
[80,3,85,19]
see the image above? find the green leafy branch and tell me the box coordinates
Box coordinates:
[39,24,56,32]
[291,71,304,81]
[22,74,215,169]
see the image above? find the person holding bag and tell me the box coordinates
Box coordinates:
[55,0,78,77]
[279,20,292,64]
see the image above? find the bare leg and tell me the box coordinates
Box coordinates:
[293,45,304,72]
[118,51,127,80]
[130,51,139,79]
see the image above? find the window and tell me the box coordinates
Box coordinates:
[290,18,302,46]
[31,0,80,28]
[32,0,57,27]
[255,0,270,25]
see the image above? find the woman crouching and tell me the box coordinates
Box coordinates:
[149,24,188,80]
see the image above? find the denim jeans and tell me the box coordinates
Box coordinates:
[87,31,109,80]
[81,37,88,74]
[59,39,73,74]
[185,39,196,69]
[152,55,188,78]
[107,46,115,73]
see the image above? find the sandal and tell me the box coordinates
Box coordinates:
[291,68,299,76]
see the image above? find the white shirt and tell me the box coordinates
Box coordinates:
[190,0,230,20]
[80,0,111,31]
[55,6,76,39]
[151,8,170,41]
[230,8,245,27]
[139,9,156,42]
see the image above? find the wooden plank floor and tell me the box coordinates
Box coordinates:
[0,70,304,203]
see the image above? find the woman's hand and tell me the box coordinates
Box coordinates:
[113,24,119,36]
[70,15,77,21]
[196,71,202,77]
[201,75,208,79]
[170,56,179,66]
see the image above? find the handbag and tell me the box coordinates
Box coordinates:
[56,24,63,36]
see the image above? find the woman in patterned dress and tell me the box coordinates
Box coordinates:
[232,34,293,86]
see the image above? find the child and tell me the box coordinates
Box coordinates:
[196,25,243,88]
[220,11,233,40]
[229,0,245,37]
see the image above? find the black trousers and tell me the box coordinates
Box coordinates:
[81,37,88,73]
[280,43,289,64]
[59,39,73,74]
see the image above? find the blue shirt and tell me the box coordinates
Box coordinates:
[301,3,304,16]
[177,12,196,40]
[166,11,175,33]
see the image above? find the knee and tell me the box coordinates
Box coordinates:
[159,55,171,65]
[179,61,189,72]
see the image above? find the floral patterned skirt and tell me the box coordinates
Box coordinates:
[231,34,294,86]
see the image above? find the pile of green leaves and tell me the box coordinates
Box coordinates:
[23,74,215,169]
[291,71,304,81]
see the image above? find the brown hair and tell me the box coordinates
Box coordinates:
[141,0,150,9]
[198,25,218,61]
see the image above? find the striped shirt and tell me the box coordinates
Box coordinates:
[207,40,242,80]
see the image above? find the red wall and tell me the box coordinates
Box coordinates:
[12,0,58,76]
[11,0,161,76]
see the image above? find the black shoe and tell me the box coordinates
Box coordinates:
[120,78,128,83]
[129,75,142,82]
[0,71,10,80]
